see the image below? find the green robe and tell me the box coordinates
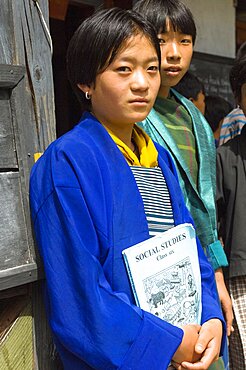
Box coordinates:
[138,89,228,271]
[138,89,229,369]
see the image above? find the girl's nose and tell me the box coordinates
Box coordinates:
[131,70,149,91]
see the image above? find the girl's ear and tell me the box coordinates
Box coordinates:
[77,83,91,95]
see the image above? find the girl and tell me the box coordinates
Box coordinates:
[30,8,224,370]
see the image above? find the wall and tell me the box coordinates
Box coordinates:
[182,0,236,58]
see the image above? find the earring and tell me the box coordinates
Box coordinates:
[85,92,91,100]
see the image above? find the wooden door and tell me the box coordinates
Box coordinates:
[0,0,56,290]
[0,1,57,368]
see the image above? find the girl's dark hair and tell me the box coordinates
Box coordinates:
[67,7,161,109]
[204,95,233,133]
[133,0,196,43]
[230,56,246,102]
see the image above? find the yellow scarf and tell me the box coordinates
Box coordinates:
[105,124,158,168]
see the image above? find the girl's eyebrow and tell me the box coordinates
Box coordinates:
[117,56,159,63]
[159,31,192,36]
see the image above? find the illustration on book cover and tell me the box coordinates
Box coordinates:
[143,256,199,327]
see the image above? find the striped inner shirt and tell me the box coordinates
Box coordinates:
[130,166,174,236]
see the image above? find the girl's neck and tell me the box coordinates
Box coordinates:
[91,110,135,150]
[103,122,135,151]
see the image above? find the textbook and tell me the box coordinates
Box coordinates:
[122,223,201,327]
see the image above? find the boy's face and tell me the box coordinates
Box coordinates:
[158,20,193,98]
[240,83,246,116]
[190,91,206,115]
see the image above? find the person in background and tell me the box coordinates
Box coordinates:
[29,8,225,370]
[204,95,233,147]
[217,55,246,370]
[174,71,206,115]
[219,107,246,145]
[219,41,246,145]
[133,1,232,368]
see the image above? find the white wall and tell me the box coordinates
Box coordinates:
[82,0,236,58]
[182,0,236,58]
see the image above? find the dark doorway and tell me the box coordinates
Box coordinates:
[50,3,95,137]
[50,1,132,137]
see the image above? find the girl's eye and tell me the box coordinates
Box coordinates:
[117,66,131,72]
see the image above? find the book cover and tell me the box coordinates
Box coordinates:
[122,223,201,327]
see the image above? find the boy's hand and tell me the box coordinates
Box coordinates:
[215,268,234,336]
[179,319,223,369]
[172,324,202,364]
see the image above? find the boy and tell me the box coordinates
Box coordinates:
[134,0,232,368]
[204,95,233,147]
[217,55,246,369]
[174,71,206,115]
[219,41,246,145]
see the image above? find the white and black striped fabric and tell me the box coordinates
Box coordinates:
[130,166,174,236]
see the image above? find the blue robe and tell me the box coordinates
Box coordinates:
[30,112,225,370]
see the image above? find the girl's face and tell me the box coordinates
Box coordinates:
[158,20,193,98]
[80,34,160,133]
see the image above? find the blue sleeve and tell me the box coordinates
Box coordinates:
[30,151,183,370]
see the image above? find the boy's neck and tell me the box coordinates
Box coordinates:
[158,85,170,99]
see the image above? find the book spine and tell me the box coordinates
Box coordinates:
[122,253,140,307]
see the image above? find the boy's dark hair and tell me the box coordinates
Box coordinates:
[204,95,233,133]
[133,0,196,44]
[174,71,205,100]
[67,7,161,109]
[229,56,246,102]
[236,41,246,60]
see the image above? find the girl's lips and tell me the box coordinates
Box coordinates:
[129,98,149,104]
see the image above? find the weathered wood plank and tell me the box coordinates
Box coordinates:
[0,284,28,300]
[0,0,14,64]
[0,64,25,89]
[0,95,18,169]
[13,0,56,153]
[10,2,56,255]
[0,300,33,369]
[0,263,39,292]
[0,295,29,337]
[0,172,31,272]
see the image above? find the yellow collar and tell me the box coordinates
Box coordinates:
[105,124,158,168]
